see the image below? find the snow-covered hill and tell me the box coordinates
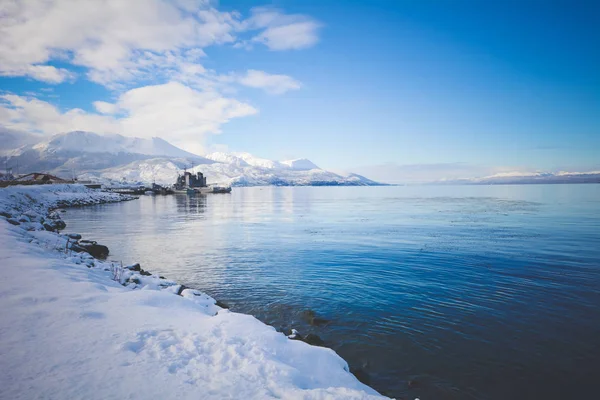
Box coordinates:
[81,157,381,187]
[435,170,600,185]
[32,131,201,159]
[2,131,382,186]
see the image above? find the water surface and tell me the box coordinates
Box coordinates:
[63,185,600,399]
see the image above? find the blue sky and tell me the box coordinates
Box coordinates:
[1,0,598,180]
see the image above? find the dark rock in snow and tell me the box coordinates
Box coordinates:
[66,233,82,240]
[125,263,151,276]
[126,263,141,271]
[75,240,109,259]
[0,211,12,219]
[176,285,189,296]
[285,328,303,340]
[7,218,20,226]
[54,220,66,230]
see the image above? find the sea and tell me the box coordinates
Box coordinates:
[62,184,600,399]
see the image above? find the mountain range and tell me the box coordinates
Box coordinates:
[2,130,598,186]
[0,130,381,187]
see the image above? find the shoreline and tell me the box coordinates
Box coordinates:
[0,184,388,400]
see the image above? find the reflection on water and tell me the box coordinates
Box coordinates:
[63,185,600,400]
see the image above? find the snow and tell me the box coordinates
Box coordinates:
[3,131,382,187]
[82,156,382,187]
[32,131,202,158]
[230,152,285,169]
[204,152,251,167]
[281,158,321,171]
[0,184,386,400]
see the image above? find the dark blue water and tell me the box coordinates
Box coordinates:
[63,185,600,399]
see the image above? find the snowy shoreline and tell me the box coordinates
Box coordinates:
[0,184,387,399]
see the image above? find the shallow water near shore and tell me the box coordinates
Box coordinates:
[63,184,600,399]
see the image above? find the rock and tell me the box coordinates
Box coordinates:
[0,211,12,219]
[66,233,82,240]
[76,241,109,259]
[139,269,152,276]
[352,368,371,386]
[303,334,325,347]
[7,218,20,226]
[301,309,330,326]
[18,215,31,223]
[54,220,66,230]
[24,210,39,220]
[215,300,230,309]
[176,285,189,296]
[126,263,141,271]
[286,328,304,341]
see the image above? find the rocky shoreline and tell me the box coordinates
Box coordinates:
[1,184,381,398]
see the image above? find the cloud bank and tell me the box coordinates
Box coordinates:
[0,1,321,153]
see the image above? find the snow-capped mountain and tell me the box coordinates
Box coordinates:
[280,158,320,170]
[1,131,382,186]
[82,156,381,187]
[32,131,200,159]
[205,152,320,171]
[0,128,41,156]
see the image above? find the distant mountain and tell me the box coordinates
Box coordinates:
[205,152,320,171]
[82,155,382,187]
[1,131,211,178]
[32,131,201,159]
[437,171,600,185]
[1,131,383,187]
[0,128,41,156]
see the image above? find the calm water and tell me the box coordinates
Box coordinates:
[63,185,600,399]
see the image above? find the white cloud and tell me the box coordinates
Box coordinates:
[237,70,301,94]
[1,65,75,84]
[245,7,321,50]
[252,21,320,50]
[93,101,119,115]
[0,1,317,151]
[0,1,320,86]
[0,0,238,86]
[0,82,257,154]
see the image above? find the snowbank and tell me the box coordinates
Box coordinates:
[0,184,386,399]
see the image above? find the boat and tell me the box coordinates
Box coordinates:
[151,183,174,195]
[210,186,232,193]
[172,171,231,195]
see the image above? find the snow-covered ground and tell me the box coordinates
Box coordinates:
[0,184,386,399]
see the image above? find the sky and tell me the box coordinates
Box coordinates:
[0,0,598,182]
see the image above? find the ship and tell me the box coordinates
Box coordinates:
[173,171,231,194]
